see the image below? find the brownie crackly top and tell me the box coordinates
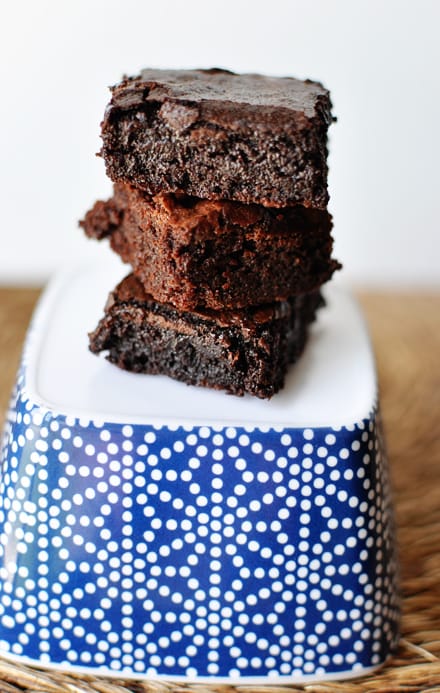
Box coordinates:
[108,68,331,121]
[101,68,333,208]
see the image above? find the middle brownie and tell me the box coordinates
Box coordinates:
[81,182,340,311]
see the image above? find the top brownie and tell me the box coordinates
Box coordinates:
[101,68,333,208]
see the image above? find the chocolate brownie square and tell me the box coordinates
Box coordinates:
[89,274,323,398]
[100,68,333,209]
[81,183,339,311]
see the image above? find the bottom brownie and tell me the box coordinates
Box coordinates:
[89,275,323,398]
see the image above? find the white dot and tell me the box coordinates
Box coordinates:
[288,447,298,459]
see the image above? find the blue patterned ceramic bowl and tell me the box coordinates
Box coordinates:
[0,262,399,683]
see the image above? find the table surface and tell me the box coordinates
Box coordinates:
[0,287,439,693]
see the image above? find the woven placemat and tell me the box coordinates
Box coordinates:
[0,290,439,692]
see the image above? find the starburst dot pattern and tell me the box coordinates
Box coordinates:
[0,378,399,680]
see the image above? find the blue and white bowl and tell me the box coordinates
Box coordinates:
[0,261,399,683]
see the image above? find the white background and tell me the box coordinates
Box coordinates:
[1,0,439,287]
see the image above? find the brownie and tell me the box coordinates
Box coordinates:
[100,68,333,209]
[81,183,340,311]
[89,274,323,399]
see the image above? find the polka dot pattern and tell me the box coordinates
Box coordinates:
[0,375,399,680]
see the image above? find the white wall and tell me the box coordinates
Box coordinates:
[1,0,439,287]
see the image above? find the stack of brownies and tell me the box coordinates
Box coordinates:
[81,68,340,398]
